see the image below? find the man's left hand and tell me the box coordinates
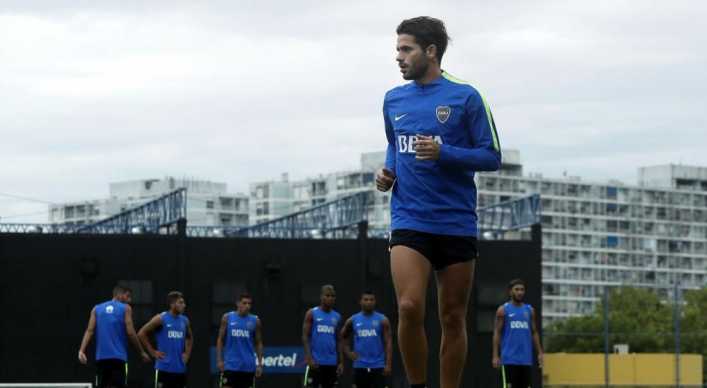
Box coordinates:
[384,364,392,376]
[414,135,440,161]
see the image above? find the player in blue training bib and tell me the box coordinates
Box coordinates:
[302,285,343,388]
[217,292,264,388]
[78,285,150,388]
[376,16,502,388]
[139,291,193,388]
[341,290,392,388]
[493,279,544,388]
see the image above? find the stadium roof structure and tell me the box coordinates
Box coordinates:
[0,189,540,239]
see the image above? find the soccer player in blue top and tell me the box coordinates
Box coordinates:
[78,285,150,388]
[217,292,264,388]
[340,290,392,388]
[302,284,343,388]
[138,291,193,388]
[376,16,502,388]
[492,279,543,388]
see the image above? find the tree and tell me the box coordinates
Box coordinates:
[680,288,707,382]
[546,287,674,353]
[545,287,706,384]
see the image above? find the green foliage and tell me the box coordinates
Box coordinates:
[680,288,707,380]
[545,287,706,356]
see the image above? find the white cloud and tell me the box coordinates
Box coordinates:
[1,0,706,222]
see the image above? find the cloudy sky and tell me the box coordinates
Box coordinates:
[1,0,706,222]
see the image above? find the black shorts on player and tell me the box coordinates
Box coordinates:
[221,371,255,388]
[306,365,338,388]
[502,364,531,388]
[155,369,187,388]
[389,229,478,270]
[354,368,387,388]
[96,359,126,388]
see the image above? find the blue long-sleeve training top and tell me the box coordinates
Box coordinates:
[383,71,502,237]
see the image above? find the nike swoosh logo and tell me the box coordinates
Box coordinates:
[394,114,407,121]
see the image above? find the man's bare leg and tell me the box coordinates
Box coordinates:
[391,245,431,386]
[437,260,475,388]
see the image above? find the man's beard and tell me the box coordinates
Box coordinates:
[403,60,429,80]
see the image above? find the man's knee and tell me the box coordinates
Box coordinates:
[440,308,467,332]
[398,298,425,324]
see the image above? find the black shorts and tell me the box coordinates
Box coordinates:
[502,364,531,388]
[96,359,127,388]
[155,369,187,388]
[390,229,478,270]
[305,364,338,388]
[353,368,387,388]
[221,370,255,388]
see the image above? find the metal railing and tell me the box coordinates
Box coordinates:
[1,190,542,239]
[477,193,541,233]
[77,188,186,234]
[187,191,372,239]
[0,188,187,235]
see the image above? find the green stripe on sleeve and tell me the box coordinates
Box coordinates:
[441,71,468,84]
[480,95,501,152]
[442,71,501,152]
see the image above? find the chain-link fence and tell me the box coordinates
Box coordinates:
[542,286,706,387]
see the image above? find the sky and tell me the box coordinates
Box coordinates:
[1,0,706,222]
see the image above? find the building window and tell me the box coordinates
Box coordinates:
[606,235,619,248]
[220,198,234,208]
[220,214,233,225]
[206,201,214,209]
[606,203,617,213]
[607,186,617,199]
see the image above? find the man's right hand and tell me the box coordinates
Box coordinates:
[492,356,501,369]
[347,351,359,361]
[152,350,166,360]
[78,350,88,365]
[217,360,224,372]
[305,356,318,369]
[376,168,396,192]
[140,352,151,363]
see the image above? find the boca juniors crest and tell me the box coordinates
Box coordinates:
[436,105,451,123]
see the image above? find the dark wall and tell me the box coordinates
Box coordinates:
[469,228,543,388]
[0,229,540,388]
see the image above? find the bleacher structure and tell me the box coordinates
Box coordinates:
[0,188,540,239]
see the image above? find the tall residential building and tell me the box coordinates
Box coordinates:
[248,150,707,324]
[478,157,707,323]
[249,174,295,224]
[49,177,249,227]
